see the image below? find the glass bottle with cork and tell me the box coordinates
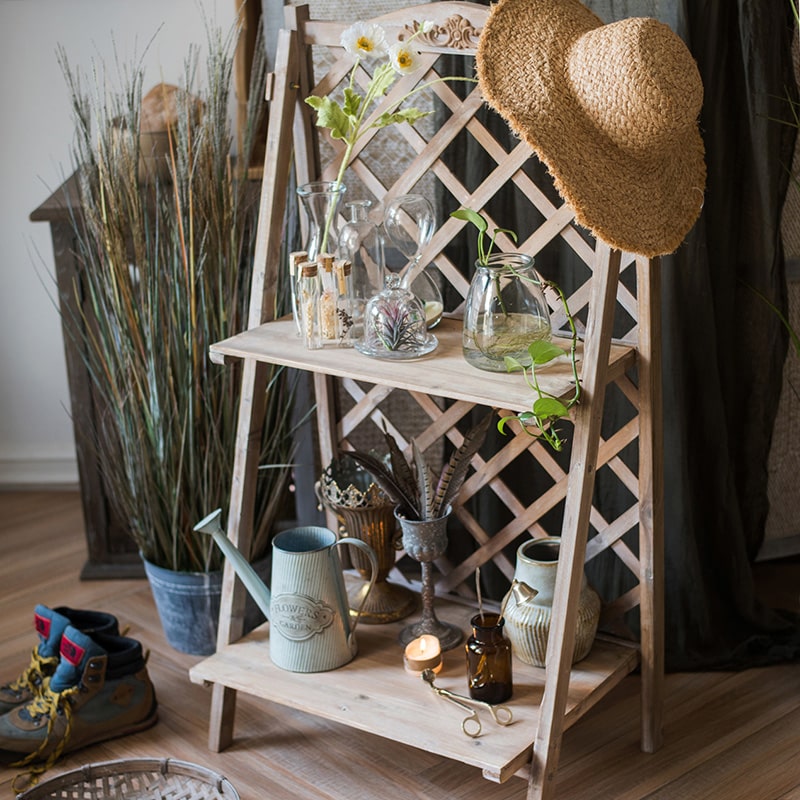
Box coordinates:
[298,260,321,350]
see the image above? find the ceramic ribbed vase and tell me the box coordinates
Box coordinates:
[502,537,601,667]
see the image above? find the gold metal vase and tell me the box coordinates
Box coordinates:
[318,459,416,624]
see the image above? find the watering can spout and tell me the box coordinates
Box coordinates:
[193,509,272,620]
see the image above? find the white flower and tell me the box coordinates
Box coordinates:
[340,23,388,58]
[389,41,423,75]
[419,20,434,33]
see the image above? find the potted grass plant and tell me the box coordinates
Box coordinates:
[58,26,300,654]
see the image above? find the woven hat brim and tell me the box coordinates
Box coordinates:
[477,0,706,257]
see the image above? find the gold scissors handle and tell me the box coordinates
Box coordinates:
[428,684,483,738]
[421,670,513,737]
[476,698,513,726]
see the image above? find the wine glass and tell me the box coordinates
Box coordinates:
[383,194,443,328]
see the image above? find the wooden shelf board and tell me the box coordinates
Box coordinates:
[209,317,636,413]
[190,593,639,784]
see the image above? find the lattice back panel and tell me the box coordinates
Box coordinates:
[287,2,649,630]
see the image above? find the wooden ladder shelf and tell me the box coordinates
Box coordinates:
[189,5,664,798]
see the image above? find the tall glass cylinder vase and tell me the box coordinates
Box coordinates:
[340,200,385,340]
[296,181,347,261]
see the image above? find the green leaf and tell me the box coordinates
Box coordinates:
[370,63,396,97]
[495,226,518,244]
[342,88,362,119]
[533,397,568,419]
[304,95,350,140]
[497,411,534,436]
[450,207,488,234]
[497,416,511,435]
[374,107,430,129]
[503,355,526,373]
[528,339,567,365]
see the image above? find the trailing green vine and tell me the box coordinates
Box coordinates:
[497,279,581,451]
[452,207,581,451]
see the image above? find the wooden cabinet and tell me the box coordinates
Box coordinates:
[189,4,664,798]
[31,176,144,580]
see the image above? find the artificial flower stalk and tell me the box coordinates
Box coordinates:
[306,20,475,254]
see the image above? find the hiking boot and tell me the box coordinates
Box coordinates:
[0,606,119,715]
[0,625,158,784]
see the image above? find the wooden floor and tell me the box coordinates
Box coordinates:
[1,491,799,800]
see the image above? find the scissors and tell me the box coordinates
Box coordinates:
[421,669,513,738]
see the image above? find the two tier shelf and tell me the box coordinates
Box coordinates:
[189,5,664,799]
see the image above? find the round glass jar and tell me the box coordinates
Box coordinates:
[462,253,551,372]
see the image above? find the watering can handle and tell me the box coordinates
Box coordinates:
[333,538,378,636]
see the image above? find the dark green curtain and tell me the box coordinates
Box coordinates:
[657,1,800,669]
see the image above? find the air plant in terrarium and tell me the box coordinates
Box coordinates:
[356,274,437,358]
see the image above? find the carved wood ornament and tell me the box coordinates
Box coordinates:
[401,15,482,49]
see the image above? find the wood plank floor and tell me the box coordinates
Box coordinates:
[1,490,799,799]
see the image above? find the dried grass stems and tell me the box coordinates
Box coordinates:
[58,26,297,572]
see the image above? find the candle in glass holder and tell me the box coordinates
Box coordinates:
[403,634,442,675]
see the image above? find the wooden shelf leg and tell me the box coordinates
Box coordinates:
[209,685,238,752]
[209,358,273,749]
[527,243,622,800]
[636,255,665,753]
[205,27,303,752]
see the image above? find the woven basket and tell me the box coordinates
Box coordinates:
[16,758,240,800]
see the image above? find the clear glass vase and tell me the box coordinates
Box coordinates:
[340,200,385,340]
[296,181,347,261]
[462,252,552,372]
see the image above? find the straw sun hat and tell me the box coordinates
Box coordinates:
[476,0,706,257]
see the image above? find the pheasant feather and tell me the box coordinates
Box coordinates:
[433,411,492,515]
[344,411,493,521]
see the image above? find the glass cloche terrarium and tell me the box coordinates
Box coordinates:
[355,274,437,360]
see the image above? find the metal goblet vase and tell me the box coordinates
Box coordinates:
[395,507,463,650]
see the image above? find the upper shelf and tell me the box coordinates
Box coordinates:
[210,317,636,414]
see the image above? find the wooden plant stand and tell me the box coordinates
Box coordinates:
[189,4,664,798]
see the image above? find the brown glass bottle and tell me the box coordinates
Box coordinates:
[465,612,513,704]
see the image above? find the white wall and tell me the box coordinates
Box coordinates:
[0,0,236,487]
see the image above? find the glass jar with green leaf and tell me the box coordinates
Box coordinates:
[452,208,580,451]
[453,208,552,372]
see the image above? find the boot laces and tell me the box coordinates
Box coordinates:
[5,647,58,697]
[11,682,80,793]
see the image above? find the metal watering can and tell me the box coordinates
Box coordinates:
[194,509,378,673]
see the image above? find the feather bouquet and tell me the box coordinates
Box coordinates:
[346,412,492,521]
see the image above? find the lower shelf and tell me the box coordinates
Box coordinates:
[190,589,639,783]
